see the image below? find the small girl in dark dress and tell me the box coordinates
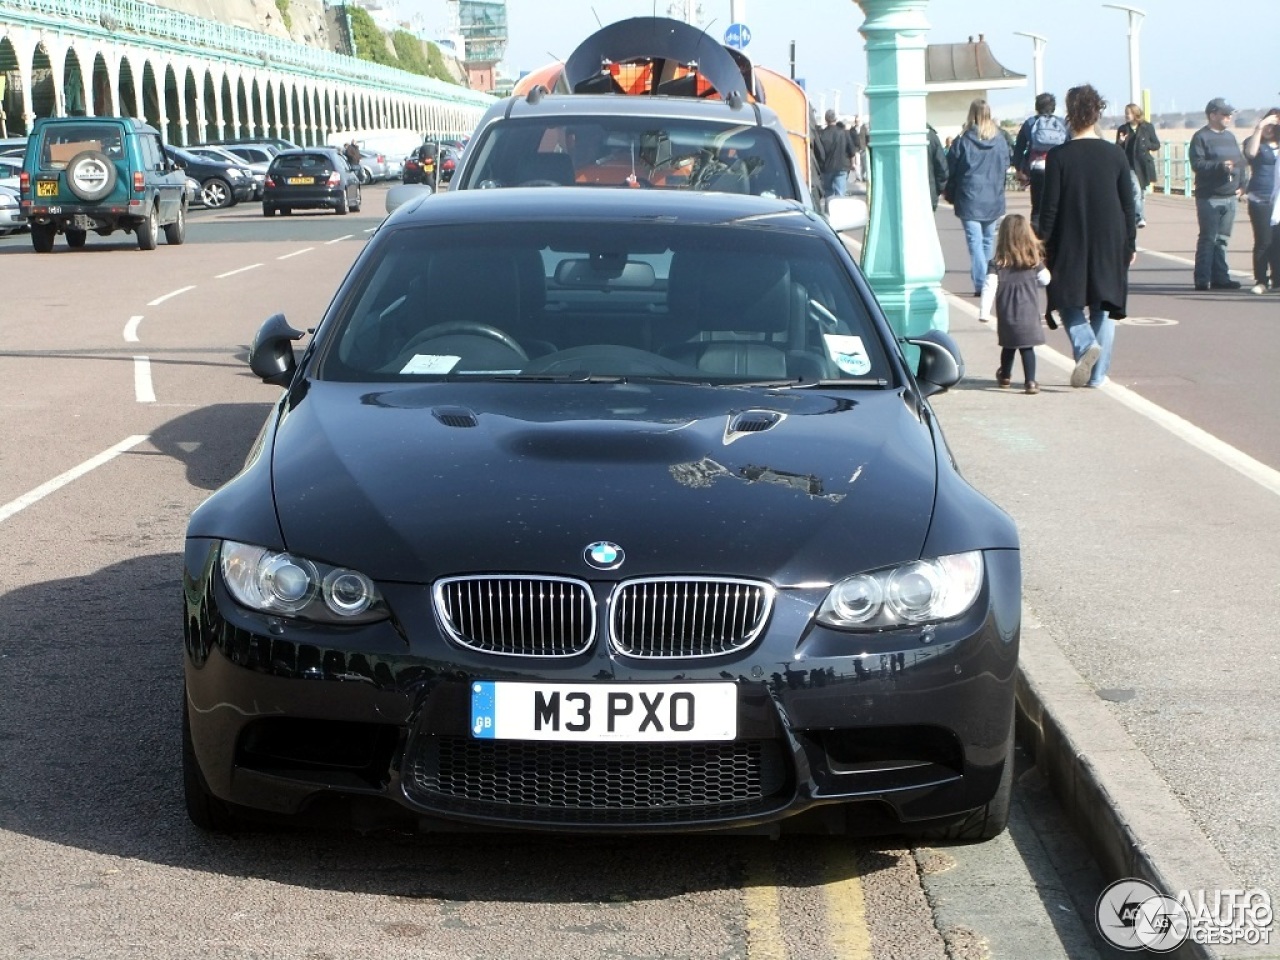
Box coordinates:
[978,213,1051,394]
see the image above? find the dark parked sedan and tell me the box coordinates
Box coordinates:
[163,144,255,209]
[262,148,362,215]
[183,188,1020,841]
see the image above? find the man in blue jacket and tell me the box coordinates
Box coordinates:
[1190,97,1245,290]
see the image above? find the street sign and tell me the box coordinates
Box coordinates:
[724,23,751,49]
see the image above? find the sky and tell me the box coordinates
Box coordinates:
[397,0,1277,122]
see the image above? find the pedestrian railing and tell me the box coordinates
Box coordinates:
[1154,141,1194,197]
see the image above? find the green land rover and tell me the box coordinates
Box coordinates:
[20,116,188,253]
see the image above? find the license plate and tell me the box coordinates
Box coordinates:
[36,181,58,197]
[470,681,737,741]
[287,176,313,185]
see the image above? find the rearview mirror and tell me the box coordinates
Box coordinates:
[554,257,656,289]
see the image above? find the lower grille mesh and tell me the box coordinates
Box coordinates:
[405,737,789,825]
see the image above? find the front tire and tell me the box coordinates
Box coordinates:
[200,177,232,210]
[182,694,238,833]
[919,712,1015,843]
[136,204,158,250]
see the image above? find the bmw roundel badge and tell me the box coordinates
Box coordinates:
[585,541,624,570]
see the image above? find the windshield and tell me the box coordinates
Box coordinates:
[458,116,800,200]
[317,220,888,387]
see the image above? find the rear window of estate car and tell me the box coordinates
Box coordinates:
[272,153,336,172]
[319,220,886,384]
[459,116,799,199]
[38,122,125,168]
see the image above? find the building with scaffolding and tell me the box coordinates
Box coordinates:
[445,0,506,92]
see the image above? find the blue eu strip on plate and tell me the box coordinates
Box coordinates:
[470,681,497,739]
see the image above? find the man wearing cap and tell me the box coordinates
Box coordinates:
[815,109,855,207]
[1189,97,1246,290]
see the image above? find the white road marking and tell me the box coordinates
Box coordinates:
[363,227,378,233]
[147,285,196,306]
[947,292,1280,498]
[123,315,143,342]
[0,435,150,524]
[1136,245,1250,279]
[277,247,314,260]
[327,235,354,244]
[216,263,263,279]
[134,356,155,403]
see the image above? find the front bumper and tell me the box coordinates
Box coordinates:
[183,540,1020,833]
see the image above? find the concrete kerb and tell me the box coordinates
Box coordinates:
[935,291,1278,960]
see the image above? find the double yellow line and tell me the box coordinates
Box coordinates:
[743,844,872,959]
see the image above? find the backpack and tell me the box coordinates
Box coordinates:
[1025,114,1067,171]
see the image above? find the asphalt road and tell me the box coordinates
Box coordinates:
[0,188,1148,960]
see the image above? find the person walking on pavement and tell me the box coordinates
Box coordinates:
[945,98,1011,297]
[978,213,1050,395]
[1243,108,1280,294]
[1012,93,1068,235]
[926,123,948,212]
[816,109,854,205]
[1190,97,1246,290]
[850,116,868,183]
[1116,103,1161,228]
[1038,83,1135,389]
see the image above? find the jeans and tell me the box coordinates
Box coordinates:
[1028,168,1046,235]
[1130,170,1145,224]
[961,219,998,294]
[823,170,849,202]
[1060,304,1114,386]
[1194,195,1237,286]
[1247,199,1280,287]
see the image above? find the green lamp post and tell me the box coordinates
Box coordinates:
[856,0,948,337]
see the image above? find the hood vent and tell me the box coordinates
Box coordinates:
[433,406,479,428]
[725,409,784,442]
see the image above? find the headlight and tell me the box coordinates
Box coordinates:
[817,552,983,630]
[219,540,387,623]
[227,169,244,179]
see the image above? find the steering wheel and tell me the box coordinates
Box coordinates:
[403,322,528,361]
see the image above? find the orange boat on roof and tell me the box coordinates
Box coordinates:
[511,16,818,194]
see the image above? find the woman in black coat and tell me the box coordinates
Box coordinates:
[1039,84,1136,388]
[1116,103,1161,227]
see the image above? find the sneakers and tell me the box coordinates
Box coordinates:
[1137,218,1146,228]
[1070,343,1102,388]
[1251,283,1268,295]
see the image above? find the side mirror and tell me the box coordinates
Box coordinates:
[903,329,964,397]
[249,313,305,386]
[825,195,868,233]
[385,182,434,214]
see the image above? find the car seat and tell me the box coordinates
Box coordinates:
[662,248,824,379]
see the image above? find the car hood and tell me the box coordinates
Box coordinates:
[270,381,942,583]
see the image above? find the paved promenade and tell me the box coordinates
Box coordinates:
[925,187,1279,959]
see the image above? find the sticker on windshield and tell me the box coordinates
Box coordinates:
[400,354,460,374]
[824,335,872,376]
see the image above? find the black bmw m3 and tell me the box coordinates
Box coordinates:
[182,187,1021,840]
